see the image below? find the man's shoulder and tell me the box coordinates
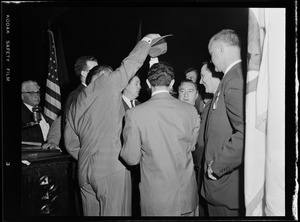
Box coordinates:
[226,63,243,79]
[66,84,84,101]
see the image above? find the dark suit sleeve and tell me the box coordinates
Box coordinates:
[120,110,142,165]
[213,77,245,177]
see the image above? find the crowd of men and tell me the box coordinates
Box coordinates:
[21,29,245,217]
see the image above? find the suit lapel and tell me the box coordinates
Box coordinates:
[204,79,223,142]
[204,62,242,142]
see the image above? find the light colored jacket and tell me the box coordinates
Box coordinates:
[64,40,151,187]
[121,92,200,216]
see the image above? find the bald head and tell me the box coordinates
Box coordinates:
[208,29,241,73]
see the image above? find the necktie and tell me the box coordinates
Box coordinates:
[130,100,135,108]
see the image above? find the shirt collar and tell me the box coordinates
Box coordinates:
[122,95,134,107]
[151,89,170,97]
[224,59,242,76]
[24,103,34,112]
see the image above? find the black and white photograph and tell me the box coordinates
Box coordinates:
[1,1,297,221]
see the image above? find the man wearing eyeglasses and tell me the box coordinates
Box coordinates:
[21,80,50,143]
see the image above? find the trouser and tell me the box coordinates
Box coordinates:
[195,166,208,216]
[181,204,200,216]
[80,169,131,216]
[207,202,244,216]
[130,164,141,217]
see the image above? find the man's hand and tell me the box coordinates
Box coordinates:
[141,34,161,45]
[144,34,161,41]
[207,160,217,180]
[42,142,62,152]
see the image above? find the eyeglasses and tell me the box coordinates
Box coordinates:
[22,91,40,97]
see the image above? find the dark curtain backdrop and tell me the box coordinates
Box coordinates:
[19,5,248,105]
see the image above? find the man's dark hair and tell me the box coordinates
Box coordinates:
[184,67,199,78]
[147,61,174,87]
[202,61,223,80]
[74,55,98,77]
[86,65,113,85]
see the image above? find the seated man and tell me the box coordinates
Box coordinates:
[21,80,49,144]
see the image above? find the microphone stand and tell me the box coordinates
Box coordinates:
[22,121,39,129]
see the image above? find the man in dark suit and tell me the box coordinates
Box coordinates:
[120,61,200,216]
[121,74,142,217]
[22,80,49,143]
[201,29,245,216]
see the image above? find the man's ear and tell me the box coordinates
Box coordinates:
[169,79,175,89]
[195,91,199,100]
[81,70,88,78]
[219,43,225,55]
[146,79,152,88]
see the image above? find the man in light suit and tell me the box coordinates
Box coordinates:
[64,55,98,116]
[64,55,98,216]
[64,33,161,216]
[201,29,245,216]
[120,61,200,216]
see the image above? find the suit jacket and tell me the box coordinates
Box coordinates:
[64,84,85,115]
[120,92,200,216]
[64,40,150,187]
[63,84,85,126]
[46,115,61,145]
[122,98,141,111]
[121,98,141,144]
[193,99,212,168]
[201,62,245,209]
[22,103,45,143]
[195,94,205,115]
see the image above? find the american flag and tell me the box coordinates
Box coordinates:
[44,29,61,125]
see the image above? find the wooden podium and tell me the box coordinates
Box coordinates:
[21,147,72,216]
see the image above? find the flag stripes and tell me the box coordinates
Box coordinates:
[44,107,59,122]
[45,94,61,111]
[44,29,61,125]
